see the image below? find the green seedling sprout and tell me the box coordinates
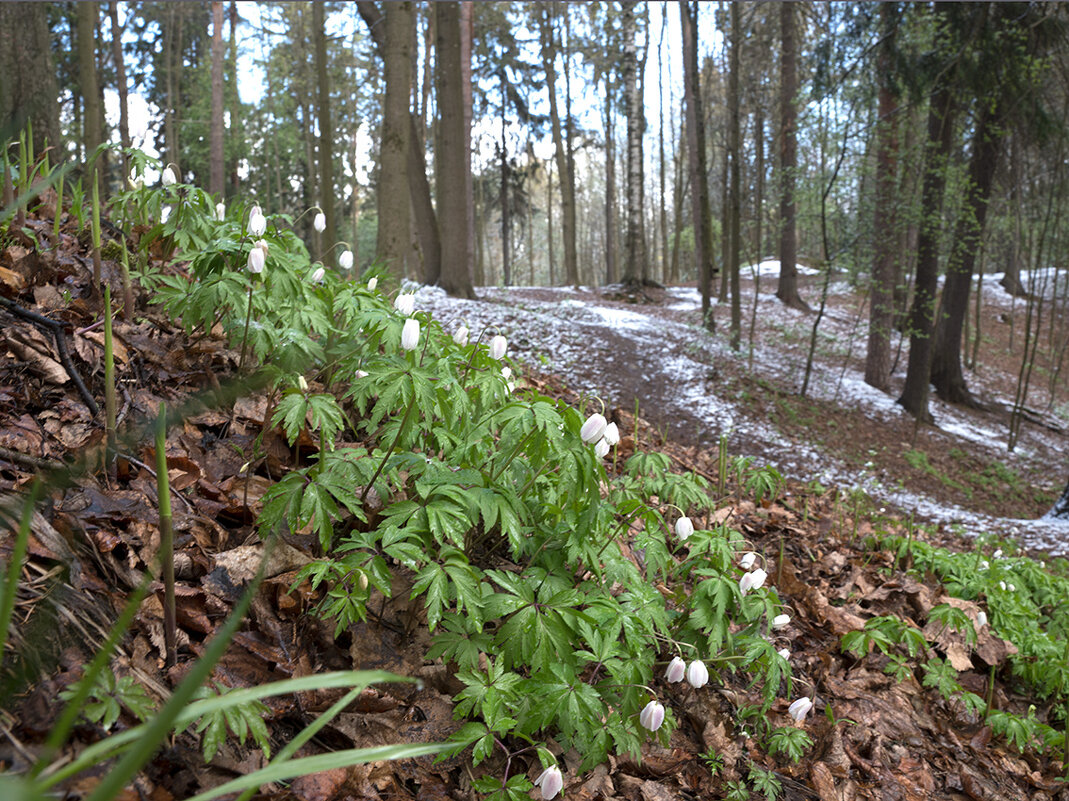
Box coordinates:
[155,402,176,667]
[0,479,44,669]
[119,236,134,321]
[91,171,102,289]
[53,174,64,243]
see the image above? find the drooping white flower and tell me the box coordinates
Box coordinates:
[401,318,420,351]
[686,660,709,689]
[976,611,988,629]
[338,249,354,270]
[247,246,265,274]
[215,202,226,221]
[367,276,378,291]
[311,266,325,283]
[740,568,768,595]
[161,166,177,186]
[594,438,610,459]
[128,170,143,190]
[993,549,1003,559]
[602,422,620,446]
[675,516,695,541]
[490,334,507,360]
[249,205,267,237]
[788,696,814,722]
[999,581,1007,591]
[160,206,172,224]
[298,375,309,392]
[772,614,791,630]
[778,648,791,661]
[580,413,607,444]
[501,366,512,379]
[1007,583,1015,592]
[394,293,416,316]
[665,656,686,683]
[639,700,665,731]
[354,369,369,379]
[453,324,469,346]
[979,560,990,570]
[313,211,326,232]
[534,765,563,801]
[739,551,757,571]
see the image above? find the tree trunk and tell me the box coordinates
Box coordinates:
[547,159,555,285]
[864,4,899,391]
[622,1,646,287]
[658,4,669,284]
[228,1,240,197]
[77,1,103,185]
[209,1,225,197]
[930,101,1002,406]
[728,0,742,348]
[377,0,414,279]
[314,0,336,267]
[898,85,957,420]
[500,98,511,286]
[540,3,579,287]
[1047,477,1069,520]
[434,2,474,298]
[603,74,617,285]
[108,2,130,177]
[461,1,475,289]
[776,1,808,310]
[0,2,60,156]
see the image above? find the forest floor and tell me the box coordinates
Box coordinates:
[2,211,1069,801]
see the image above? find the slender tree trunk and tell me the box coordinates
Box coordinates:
[500,93,511,285]
[603,75,617,285]
[622,1,646,286]
[434,1,474,297]
[864,5,899,391]
[108,2,130,177]
[461,1,475,289]
[898,86,956,420]
[77,1,103,186]
[658,4,669,284]
[547,159,555,286]
[540,3,579,287]
[931,101,1002,406]
[776,1,808,310]
[209,1,225,197]
[314,1,336,266]
[377,1,414,279]
[728,1,742,348]
[228,1,240,197]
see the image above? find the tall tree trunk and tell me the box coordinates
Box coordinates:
[864,4,900,391]
[499,97,511,285]
[1047,477,1069,520]
[898,85,957,420]
[547,159,555,285]
[434,1,474,297]
[461,1,475,289]
[603,75,617,285]
[728,1,742,349]
[540,3,579,287]
[0,2,60,155]
[681,1,714,325]
[776,1,808,310]
[209,1,225,197]
[108,2,130,177]
[228,1,240,197]
[930,101,1002,406]
[314,0,336,267]
[658,3,669,284]
[357,1,441,282]
[622,1,646,287]
[77,1,103,186]
[377,1,414,279]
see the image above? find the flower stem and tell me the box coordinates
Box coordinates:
[360,390,417,505]
[238,281,255,371]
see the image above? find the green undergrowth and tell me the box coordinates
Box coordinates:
[853,530,1069,771]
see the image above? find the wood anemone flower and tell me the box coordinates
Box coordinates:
[639,699,665,731]
[401,318,420,351]
[534,765,563,800]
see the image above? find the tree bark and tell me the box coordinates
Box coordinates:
[434,2,474,298]
[0,2,60,156]
[728,1,742,348]
[898,85,957,420]
[377,0,414,279]
[209,1,225,197]
[621,1,646,287]
[603,74,617,285]
[77,1,103,186]
[228,1,241,197]
[461,1,475,288]
[1046,477,1069,520]
[930,100,1002,406]
[108,2,130,177]
[540,3,579,287]
[776,1,808,310]
[314,0,336,267]
[864,4,900,391]
[499,95,511,285]
[681,0,713,323]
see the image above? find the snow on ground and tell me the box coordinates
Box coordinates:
[411,278,1069,554]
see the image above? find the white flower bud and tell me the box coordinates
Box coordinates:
[580,413,607,444]
[594,438,610,459]
[675,516,694,541]
[788,696,813,722]
[298,375,309,392]
[739,551,757,570]
[976,611,987,629]
[367,276,378,291]
[686,660,709,689]
[490,334,507,360]
[602,422,620,446]
[339,249,354,270]
[249,205,267,236]
[215,202,226,221]
[161,166,177,186]
[453,325,469,346]
[401,318,420,351]
[772,614,791,630]
[639,700,665,731]
[740,568,768,595]
[247,246,265,274]
[501,366,512,379]
[665,656,686,683]
[394,293,416,316]
[128,170,143,190]
[534,765,563,801]
[993,549,1003,559]
[160,206,172,224]
[311,266,325,283]
[778,648,791,661]
[313,211,326,232]
[354,369,369,379]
